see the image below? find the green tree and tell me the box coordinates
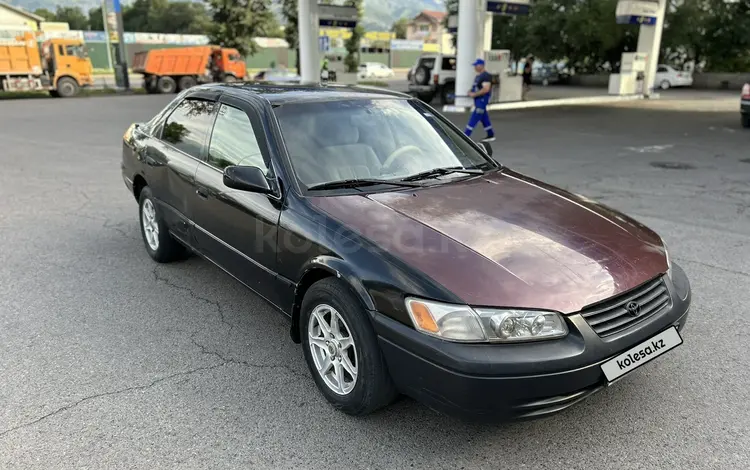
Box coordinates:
[88,7,104,32]
[344,0,364,72]
[54,6,89,30]
[33,8,56,22]
[391,17,408,39]
[281,0,300,71]
[152,3,212,34]
[206,0,278,56]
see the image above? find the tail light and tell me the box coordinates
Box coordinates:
[742,83,750,99]
[433,74,439,85]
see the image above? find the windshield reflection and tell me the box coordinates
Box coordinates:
[274,99,494,189]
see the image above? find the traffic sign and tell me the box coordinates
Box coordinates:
[319,35,330,53]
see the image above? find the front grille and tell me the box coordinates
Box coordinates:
[581,276,670,337]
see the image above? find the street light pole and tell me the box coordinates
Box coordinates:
[112,0,130,90]
[101,0,114,71]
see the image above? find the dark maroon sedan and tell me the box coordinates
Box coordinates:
[121,83,691,420]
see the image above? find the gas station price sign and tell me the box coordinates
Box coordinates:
[486,1,531,16]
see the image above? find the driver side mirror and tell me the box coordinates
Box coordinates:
[223,165,273,194]
[480,141,493,157]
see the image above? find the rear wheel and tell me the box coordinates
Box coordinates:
[56,77,79,98]
[223,74,238,83]
[157,76,177,94]
[178,75,197,91]
[441,82,455,105]
[416,92,435,103]
[742,114,750,129]
[300,278,397,416]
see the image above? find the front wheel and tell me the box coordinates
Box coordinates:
[660,80,671,90]
[56,77,79,98]
[138,187,188,263]
[300,278,397,416]
[223,75,237,83]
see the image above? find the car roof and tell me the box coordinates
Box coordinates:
[196,82,411,105]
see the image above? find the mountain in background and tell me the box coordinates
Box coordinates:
[8,0,445,32]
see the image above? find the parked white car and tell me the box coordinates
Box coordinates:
[654,65,693,89]
[358,62,395,80]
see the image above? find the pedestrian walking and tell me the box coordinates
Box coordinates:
[522,55,534,101]
[464,58,495,142]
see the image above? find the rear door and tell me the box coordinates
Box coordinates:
[192,94,285,308]
[149,94,218,243]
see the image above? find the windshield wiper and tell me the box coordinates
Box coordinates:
[401,166,483,182]
[307,178,422,191]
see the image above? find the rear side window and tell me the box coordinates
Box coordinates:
[161,99,216,158]
[207,104,267,172]
[418,58,436,69]
[442,57,456,70]
[657,65,668,72]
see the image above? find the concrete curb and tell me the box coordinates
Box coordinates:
[442,94,648,113]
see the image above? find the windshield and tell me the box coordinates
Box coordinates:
[274,99,495,189]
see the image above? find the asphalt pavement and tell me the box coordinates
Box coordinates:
[0,94,748,469]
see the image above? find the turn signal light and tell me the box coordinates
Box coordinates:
[408,301,439,333]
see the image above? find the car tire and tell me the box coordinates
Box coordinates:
[416,92,435,103]
[300,278,397,416]
[157,76,177,94]
[660,80,671,90]
[441,82,455,105]
[138,186,188,263]
[223,75,238,83]
[56,77,79,98]
[542,78,549,87]
[742,114,750,129]
[414,66,431,85]
[178,76,197,91]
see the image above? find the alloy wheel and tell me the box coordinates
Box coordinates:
[141,199,159,251]
[308,304,358,395]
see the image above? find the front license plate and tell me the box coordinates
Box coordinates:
[601,326,683,382]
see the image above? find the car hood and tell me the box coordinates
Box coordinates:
[311,170,668,314]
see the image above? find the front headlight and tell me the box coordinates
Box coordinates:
[405,298,568,343]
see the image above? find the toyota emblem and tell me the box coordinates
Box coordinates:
[626,301,642,317]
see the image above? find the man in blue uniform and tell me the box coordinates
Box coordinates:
[464,58,495,142]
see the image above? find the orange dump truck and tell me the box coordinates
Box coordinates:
[0,31,93,97]
[132,45,246,94]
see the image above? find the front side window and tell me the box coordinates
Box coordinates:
[207,104,267,171]
[65,45,85,58]
[274,99,494,189]
[161,99,216,158]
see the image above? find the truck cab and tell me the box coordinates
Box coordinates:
[41,39,94,95]
[211,48,246,82]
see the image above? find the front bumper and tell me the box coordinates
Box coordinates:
[741,99,750,114]
[373,263,691,421]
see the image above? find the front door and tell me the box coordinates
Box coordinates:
[151,96,217,242]
[192,95,284,307]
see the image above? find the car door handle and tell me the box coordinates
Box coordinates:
[196,188,209,199]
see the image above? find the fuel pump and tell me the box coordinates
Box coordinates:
[484,49,523,103]
[608,52,648,95]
